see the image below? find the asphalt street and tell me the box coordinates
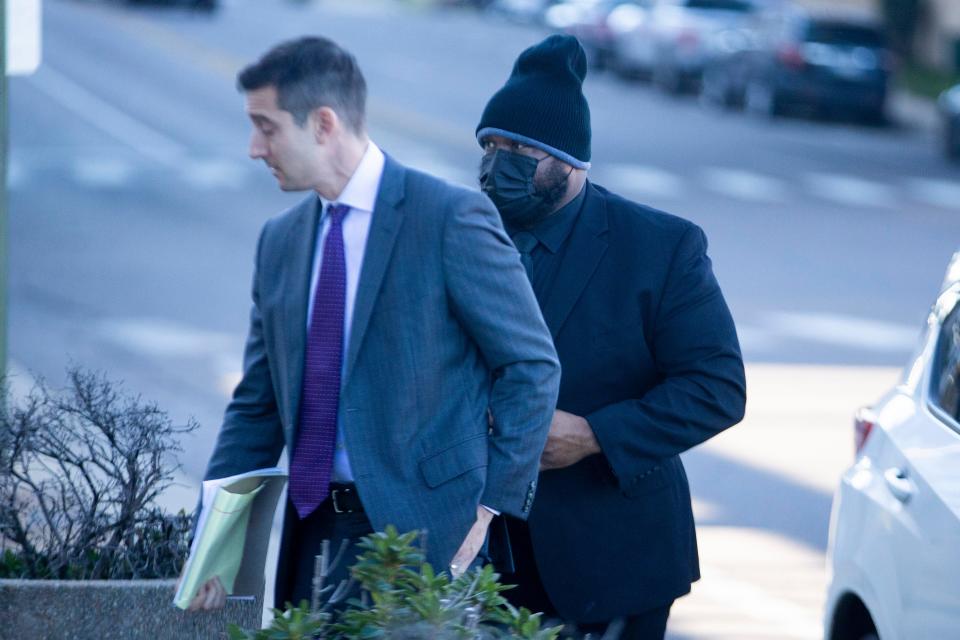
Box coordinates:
[7,0,960,636]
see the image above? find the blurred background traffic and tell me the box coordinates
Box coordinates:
[7,0,960,637]
[459,0,960,152]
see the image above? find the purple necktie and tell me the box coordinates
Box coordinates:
[289,203,349,519]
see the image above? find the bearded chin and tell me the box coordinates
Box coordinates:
[535,170,570,212]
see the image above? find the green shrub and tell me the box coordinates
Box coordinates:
[228,527,560,640]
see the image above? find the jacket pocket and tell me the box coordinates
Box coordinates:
[419,432,488,488]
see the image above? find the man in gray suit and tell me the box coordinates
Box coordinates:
[186,36,560,610]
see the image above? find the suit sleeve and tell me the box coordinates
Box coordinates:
[442,193,561,519]
[204,224,286,482]
[586,225,746,490]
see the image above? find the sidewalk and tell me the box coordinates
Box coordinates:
[667,363,900,640]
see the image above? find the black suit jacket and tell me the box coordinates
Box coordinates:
[523,182,746,622]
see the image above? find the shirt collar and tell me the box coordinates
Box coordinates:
[318,141,385,214]
[516,182,586,254]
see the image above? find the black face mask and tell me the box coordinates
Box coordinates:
[479,150,568,230]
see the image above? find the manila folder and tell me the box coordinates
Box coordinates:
[173,468,287,609]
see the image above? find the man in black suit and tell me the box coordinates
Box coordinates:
[476,35,747,639]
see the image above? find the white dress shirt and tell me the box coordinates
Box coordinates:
[307,141,384,483]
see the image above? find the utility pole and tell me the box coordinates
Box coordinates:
[1,0,9,377]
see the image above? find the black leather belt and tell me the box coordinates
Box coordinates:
[326,483,364,514]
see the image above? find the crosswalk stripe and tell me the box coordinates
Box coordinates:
[8,150,957,216]
[906,177,960,210]
[73,157,134,188]
[702,167,787,203]
[97,317,235,358]
[762,311,918,352]
[805,173,896,208]
[599,163,684,198]
[180,159,249,189]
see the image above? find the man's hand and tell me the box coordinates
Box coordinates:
[182,575,227,612]
[540,410,601,471]
[449,505,494,578]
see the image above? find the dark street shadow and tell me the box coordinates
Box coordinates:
[682,447,835,552]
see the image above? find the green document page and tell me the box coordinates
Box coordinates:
[173,468,287,610]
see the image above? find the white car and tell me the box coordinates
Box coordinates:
[824,250,960,640]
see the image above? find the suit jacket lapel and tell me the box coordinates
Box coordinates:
[541,182,608,339]
[343,155,406,386]
[281,195,322,438]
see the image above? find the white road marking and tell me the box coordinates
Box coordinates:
[98,317,235,358]
[597,163,684,198]
[733,322,780,352]
[905,178,960,211]
[702,167,787,203]
[181,159,249,189]
[805,173,896,209]
[763,311,918,352]
[73,157,134,188]
[320,0,398,16]
[413,159,477,190]
[27,66,188,166]
[390,140,478,189]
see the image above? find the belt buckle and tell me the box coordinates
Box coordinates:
[331,488,348,514]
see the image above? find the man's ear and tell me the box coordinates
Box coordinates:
[311,106,339,143]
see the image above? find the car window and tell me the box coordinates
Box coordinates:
[933,303,960,422]
[805,22,886,47]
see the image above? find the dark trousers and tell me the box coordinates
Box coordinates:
[275,496,374,609]
[502,517,673,640]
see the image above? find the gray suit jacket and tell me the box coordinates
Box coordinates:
[204,155,560,571]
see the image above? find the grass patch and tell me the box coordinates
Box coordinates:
[897,62,960,100]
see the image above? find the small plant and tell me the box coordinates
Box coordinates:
[229,526,560,640]
[0,367,198,580]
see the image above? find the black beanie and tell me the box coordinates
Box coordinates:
[476,34,591,169]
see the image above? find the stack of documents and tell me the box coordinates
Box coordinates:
[173,468,287,610]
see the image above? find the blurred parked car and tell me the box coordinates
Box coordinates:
[487,0,557,23]
[607,0,657,77]
[939,84,960,161]
[704,7,893,123]
[824,249,960,640]
[631,0,763,93]
[545,0,642,70]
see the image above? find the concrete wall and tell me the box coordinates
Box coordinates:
[0,580,262,640]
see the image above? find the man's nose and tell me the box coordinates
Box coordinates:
[249,132,266,159]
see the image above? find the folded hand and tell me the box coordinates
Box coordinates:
[181,575,227,611]
[449,505,494,578]
[540,409,600,471]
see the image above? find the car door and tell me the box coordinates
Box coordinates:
[882,290,960,638]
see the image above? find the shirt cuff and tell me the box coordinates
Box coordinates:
[480,504,500,516]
